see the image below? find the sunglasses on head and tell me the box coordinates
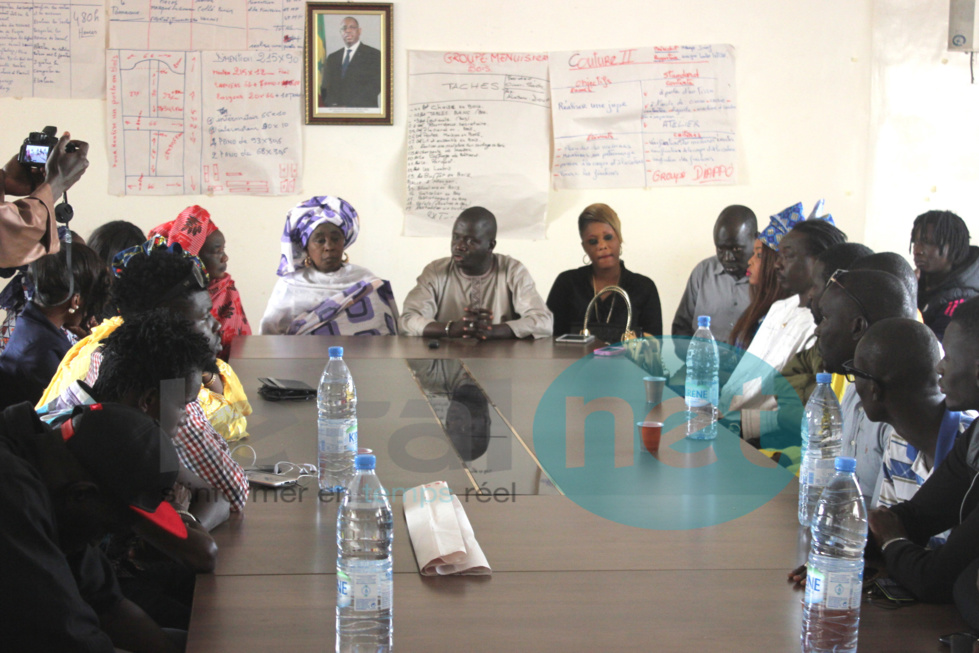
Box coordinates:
[824,269,870,322]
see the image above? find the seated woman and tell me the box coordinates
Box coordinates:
[38,237,253,446]
[260,196,398,336]
[727,237,790,350]
[546,203,662,343]
[0,241,109,408]
[909,210,979,340]
[88,220,144,321]
[149,206,250,359]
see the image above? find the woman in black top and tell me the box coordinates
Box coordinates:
[546,203,661,343]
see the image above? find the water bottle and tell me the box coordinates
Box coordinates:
[336,454,393,652]
[685,315,719,440]
[318,346,358,492]
[801,456,867,653]
[798,373,843,526]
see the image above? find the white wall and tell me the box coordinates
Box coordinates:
[1,0,874,331]
[867,0,979,254]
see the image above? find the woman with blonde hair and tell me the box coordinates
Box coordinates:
[547,203,661,343]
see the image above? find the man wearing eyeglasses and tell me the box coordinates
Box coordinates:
[814,268,916,505]
[865,297,979,622]
[849,319,974,534]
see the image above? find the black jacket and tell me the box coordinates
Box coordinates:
[886,420,979,602]
[919,245,979,341]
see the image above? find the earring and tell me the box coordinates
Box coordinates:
[342,252,349,263]
[303,255,313,267]
[582,253,591,265]
[68,308,76,314]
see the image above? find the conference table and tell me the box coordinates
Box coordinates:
[187,336,968,652]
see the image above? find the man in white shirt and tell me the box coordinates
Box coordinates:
[723,219,846,443]
[400,207,552,340]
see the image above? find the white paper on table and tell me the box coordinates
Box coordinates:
[403,481,491,576]
[0,0,105,98]
[108,0,304,51]
[548,44,737,190]
[404,50,551,240]
[106,49,302,196]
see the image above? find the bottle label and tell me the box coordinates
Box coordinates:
[805,456,836,488]
[805,563,863,610]
[339,562,392,612]
[318,418,358,454]
[337,569,353,608]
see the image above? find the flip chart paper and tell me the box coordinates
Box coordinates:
[107,49,302,196]
[108,0,303,50]
[549,44,737,189]
[0,0,105,98]
[405,51,551,240]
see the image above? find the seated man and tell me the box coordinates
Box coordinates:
[38,309,225,629]
[400,207,552,339]
[868,296,979,607]
[672,205,756,344]
[0,402,185,651]
[722,214,846,442]
[780,242,873,406]
[814,269,916,505]
[853,319,973,538]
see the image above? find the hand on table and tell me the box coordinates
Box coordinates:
[787,564,807,590]
[869,506,908,545]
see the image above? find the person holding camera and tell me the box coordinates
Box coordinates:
[0,131,89,269]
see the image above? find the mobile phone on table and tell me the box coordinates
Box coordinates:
[874,577,916,602]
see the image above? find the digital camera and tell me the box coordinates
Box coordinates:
[18,126,59,168]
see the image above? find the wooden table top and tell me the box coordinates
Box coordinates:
[230,334,603,360]
[190,340,968,651]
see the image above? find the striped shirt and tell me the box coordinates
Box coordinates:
[876,408,975,548]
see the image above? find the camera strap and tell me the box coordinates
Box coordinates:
[31,192,75,308]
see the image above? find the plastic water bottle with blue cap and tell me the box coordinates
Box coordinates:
[684,315,719,440]
[799,373,843,526]
[802,456,867,653]
[337,453,393,652]
[318,346,357,492]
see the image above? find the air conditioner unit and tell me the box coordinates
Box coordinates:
[950,0,979,51]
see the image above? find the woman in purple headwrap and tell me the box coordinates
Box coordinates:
[259,196,399,335]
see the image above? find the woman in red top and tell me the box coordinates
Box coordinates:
[148,206,250,359]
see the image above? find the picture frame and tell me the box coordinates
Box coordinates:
[305,2,393,125]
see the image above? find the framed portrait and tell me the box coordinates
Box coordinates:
[305,2,393,125]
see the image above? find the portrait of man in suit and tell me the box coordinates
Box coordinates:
[319,16,382,109]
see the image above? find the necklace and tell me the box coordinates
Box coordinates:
[592,275,616,324]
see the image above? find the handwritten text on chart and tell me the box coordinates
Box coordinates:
[107,49,302,196]
[404,51,550,239]
[108,0,303,50]
[550,44,738,189]
[0,0,105,98]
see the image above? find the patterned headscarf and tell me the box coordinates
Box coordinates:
[277,196,360,277]
[111,234,209,282]
[759,200,835,251]
[148,206,218,257]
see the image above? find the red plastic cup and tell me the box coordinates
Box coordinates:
[636,421,663,454]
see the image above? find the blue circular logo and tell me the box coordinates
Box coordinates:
[953,34,967,47]
[532,337,802,530]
